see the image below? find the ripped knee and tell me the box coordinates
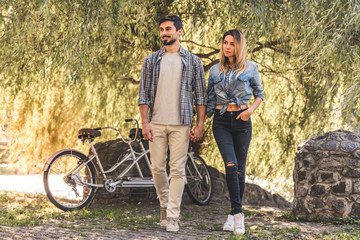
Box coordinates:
[225,162,237,175]
[226,162,236,168]
[237,171,245,182]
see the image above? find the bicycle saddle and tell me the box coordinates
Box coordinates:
[129,128,144,140]
[78,128,101,140]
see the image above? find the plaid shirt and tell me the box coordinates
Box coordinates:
[138,46,207,125]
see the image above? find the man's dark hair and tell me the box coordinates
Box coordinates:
[159,15,183,31]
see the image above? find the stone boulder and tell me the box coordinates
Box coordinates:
[206,166,291,209]
[293,130,360,219]
[90,139,291,209]
[90,139,155,204]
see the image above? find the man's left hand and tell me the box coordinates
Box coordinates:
[189,124,204,142]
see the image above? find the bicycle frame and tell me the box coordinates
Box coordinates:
[43,118,213,210]
[72,140,204,190]
[69,137,153,189]
[185,151,203,182]
[66,119,206,192]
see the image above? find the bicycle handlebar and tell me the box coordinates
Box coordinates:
[92,119,140,144]
[124,119,139,142]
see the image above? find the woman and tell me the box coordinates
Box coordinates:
[206,29,264,235]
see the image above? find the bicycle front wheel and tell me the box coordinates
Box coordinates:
[185,154,213,205]
[43,150,96,211]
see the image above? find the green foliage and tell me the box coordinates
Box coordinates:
[0,191,57,226]
[0,191,157,228]
[1,191,360,239]
[319,229,360,240]
[333,216,360,225]
[210,223,222,231]
[1,0,359,199]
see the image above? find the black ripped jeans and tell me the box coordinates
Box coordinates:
[212,109,252,215]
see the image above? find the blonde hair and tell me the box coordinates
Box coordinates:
[219,29,247,78]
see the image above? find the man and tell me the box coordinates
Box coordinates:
[138,15,206,232]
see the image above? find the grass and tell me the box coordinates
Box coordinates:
[0,191,157,230]
[1,190,360,239]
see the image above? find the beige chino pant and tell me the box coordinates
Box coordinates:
[149,123,190,218]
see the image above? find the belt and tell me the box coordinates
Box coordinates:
[216,104,248,111]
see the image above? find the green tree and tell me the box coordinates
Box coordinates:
[1,0,359,198]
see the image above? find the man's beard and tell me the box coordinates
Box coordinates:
[162,38,176,45]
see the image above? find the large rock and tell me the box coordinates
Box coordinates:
[89,139,155,204]
[205,166,291,209]
[90,139,291,209]
[293,130,360,219]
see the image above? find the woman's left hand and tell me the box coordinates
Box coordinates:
[236,109,253,121]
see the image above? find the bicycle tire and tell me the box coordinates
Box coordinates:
[43,149,96,211]
[185,154,213,205]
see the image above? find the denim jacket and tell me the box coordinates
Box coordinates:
[206,60,264,117]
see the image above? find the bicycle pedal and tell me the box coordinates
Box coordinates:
[115,176,129,181]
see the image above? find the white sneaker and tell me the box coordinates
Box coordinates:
[159,207,167,227]
[234,213,245,235]
[223,214,234,231]
[166,217,179,232]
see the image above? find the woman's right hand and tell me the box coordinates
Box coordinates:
[236,109,253,121]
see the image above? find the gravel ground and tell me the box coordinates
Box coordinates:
[0,175,343,239]
[0,201,342,240]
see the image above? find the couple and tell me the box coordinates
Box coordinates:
[138,15,264,235]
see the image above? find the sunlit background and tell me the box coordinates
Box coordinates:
[1,0,359,202]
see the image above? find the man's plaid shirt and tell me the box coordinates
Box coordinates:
[138,46,207,125]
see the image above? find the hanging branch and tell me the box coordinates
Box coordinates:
[252,39,292,55]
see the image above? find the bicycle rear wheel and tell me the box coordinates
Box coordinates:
[185,154,213,205]
[43,150,96,211]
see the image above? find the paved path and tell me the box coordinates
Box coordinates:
[0,213,339,240]
[0,176,342,239]
[0,201,341,240]
[0,175,44,194]
[1,224,226,240]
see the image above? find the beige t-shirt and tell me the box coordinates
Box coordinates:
[151,52,182,125]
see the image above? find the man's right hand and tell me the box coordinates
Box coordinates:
[139,104,153,141]
[142,122,154,142]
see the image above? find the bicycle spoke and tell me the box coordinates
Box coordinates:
[44,150,96,211]
[185,155,213,205]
